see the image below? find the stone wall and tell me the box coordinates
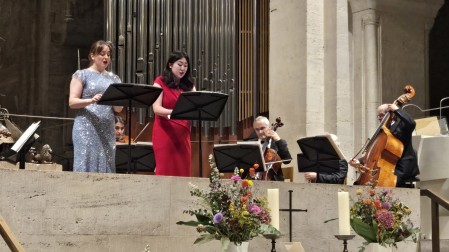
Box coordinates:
[0,169,420,251]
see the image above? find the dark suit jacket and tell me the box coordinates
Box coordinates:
[316,159,348,184]
[388,108,420,187]
[246,135,292,181]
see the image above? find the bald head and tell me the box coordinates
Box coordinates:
[377,104,388,122]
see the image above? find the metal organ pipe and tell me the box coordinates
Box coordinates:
[105,0,239,138]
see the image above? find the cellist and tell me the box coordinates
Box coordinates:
[251,116,292,181]
[349,103,420,188]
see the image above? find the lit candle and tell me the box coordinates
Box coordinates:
[338,191,350,235]
[267,188,280,230]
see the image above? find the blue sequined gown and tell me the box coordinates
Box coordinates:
[72,69,121,172]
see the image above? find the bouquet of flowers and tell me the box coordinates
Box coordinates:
[177,155,279,251]
[350,187,420,251]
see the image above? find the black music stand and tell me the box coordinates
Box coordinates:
[171,91,228,177]
[0,121,40,169]
[98,83,162,173]
[213,143,266,173]
[116,143,155,173]
[297,134,345,173]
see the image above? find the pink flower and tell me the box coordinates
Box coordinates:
[376,209,395,229]
[231,175,241,181]
[248,203,261,214]
[381,202,391,210]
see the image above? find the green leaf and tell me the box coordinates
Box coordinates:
[203,225,218,234]
[350,217,378,243]
[193,234,217,245]
[259,224,281,236]
[176,220,201,227]
[194,213,211,223]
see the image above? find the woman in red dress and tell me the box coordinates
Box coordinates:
[152,51,196,176]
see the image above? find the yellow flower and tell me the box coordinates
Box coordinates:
[239,168,244,174]
[247,180,254,187]
[356,189,363,195]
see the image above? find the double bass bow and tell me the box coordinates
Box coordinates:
[353,85,415,187]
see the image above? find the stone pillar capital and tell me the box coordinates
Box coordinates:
[362,12,380,26]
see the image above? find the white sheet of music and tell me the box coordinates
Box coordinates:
[11,121,40,153]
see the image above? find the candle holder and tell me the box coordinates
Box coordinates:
[263,233,281,252]
[334,235,355,252]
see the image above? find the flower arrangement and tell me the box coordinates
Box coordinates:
[350,187,420,251]
[176,155,279,251]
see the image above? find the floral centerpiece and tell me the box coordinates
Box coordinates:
[177,155,280,251]
[350,187,420,251]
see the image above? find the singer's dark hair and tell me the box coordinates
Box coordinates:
[161,51,194,91]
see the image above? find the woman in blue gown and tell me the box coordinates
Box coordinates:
[69,40,123,172]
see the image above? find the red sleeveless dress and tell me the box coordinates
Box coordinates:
[152,76,192,176]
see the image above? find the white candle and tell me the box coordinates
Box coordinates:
[267,188,280,230]
[338,191,350,235]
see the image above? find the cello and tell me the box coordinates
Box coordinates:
[354,85,415,187]
[263,117,285,181]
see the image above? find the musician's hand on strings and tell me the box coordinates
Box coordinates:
[349,159,369,173]
[386,103,399,112]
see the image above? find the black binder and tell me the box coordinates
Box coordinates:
[171,91,228,177]
[297,134,346,173]
[98,83,162,173]
[213,142,265,173]
[115,142,155,173]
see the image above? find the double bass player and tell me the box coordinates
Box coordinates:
[349,103,420,188]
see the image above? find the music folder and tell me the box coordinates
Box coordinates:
[297,134,346,173]
[171,91,228,177]
[213,141,266,173]
[115,142,155,173]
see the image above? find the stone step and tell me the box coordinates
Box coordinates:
[420,239,449,252]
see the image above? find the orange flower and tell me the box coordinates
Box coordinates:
[242,180,249,188]
[241,196,247,203]
[374,199,381,209]
[363,198,372,205]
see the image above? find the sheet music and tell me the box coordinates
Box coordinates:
[213,141,267,171]
[236,141,265,162]
[11,121,40,153]
[136,141,152,146]
[324,133,347,160]
[116,141,153,146]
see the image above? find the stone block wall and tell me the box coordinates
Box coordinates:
[0,169,420,252]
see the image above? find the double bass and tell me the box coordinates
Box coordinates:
[354,85,415,187]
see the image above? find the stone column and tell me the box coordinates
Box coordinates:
[306,0,325,136]
[362,11,381,138]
